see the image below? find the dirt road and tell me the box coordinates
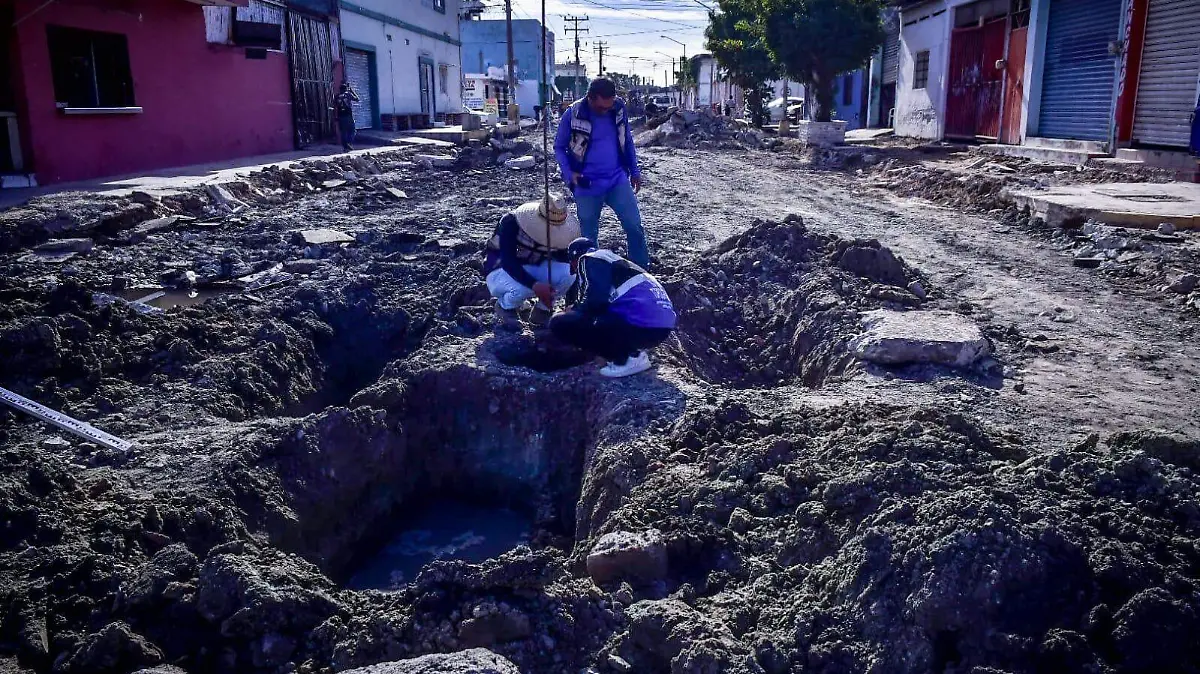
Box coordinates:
[2,142,1198,674]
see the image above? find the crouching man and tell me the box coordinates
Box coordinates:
[550,237,676,377]
[484,193,581,330]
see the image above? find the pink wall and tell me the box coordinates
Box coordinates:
[12,0,293,184]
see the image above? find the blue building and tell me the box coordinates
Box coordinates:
[460,19,555,116]
[832,69,869,131]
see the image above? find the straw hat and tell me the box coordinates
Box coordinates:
[513,193,581,250]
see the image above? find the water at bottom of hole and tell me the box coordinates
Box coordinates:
[347,499,534,591]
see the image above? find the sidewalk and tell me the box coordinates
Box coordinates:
[0,143,411,210]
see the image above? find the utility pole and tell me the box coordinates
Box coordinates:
[504,0,518,121]
[593,41,607,78]
[563,15,588,100]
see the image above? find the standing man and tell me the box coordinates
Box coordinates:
[554,78,649,268]
[550,237,675,377]
[725,95,735,117]
[335,82,360,151]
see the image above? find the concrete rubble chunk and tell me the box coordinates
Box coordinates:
[1164,273,1198,295]
[504,156,536,170]
[34,238,94,254]
[339,648,521,674]
[385,187,409,200]
[850,309,991,367]
[415,154,457,168]
[322,179,347,189]
[586,529,668,584]
[282,259,324,274]
[294,229,354,246]
[205,184,247,212]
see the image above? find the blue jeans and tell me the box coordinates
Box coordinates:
[574,178,648,268]
[338,114,356,148]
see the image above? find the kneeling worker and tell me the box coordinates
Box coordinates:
[484,193,581,330]
[550,237,676,377]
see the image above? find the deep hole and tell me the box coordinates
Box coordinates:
[493,338,593,373]
[267,366,595,587]
[932,629,962,673]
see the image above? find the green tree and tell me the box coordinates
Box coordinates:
[759,0,885,122]
[705,0,780,127]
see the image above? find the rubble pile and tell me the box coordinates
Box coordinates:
[635,107,764,150]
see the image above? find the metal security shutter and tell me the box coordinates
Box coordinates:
[1132,0,1200,148]
[345,48,373,130]
[1038,0,1122,142]
[882,27,900,84]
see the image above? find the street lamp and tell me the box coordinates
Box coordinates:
[660,35,686,59]
[655,50,679,104]
[660,37,687,107]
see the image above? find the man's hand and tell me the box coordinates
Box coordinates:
[532,282,555,308]
[631,174,643,193]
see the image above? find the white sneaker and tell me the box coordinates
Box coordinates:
[600,351,652,378]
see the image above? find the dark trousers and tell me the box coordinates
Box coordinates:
[549,309,672,365]
[338,113,356,149]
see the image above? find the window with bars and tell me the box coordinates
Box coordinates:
[47,26,135,109]
[913,51,930,90]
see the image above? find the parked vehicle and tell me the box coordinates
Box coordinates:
[765,96,804,122]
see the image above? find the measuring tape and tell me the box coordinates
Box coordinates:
[0,386,133,453]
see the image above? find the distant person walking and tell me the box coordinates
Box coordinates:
[725,96,735,117]
[554,78,648,268]
[335,82,361,151]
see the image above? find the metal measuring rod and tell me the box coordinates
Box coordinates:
[0,386,133,453]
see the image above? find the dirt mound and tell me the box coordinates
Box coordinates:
[579,400,1200,674]
[664,214,927,386]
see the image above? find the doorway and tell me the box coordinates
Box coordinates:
[419,57,435,126]
[1,3,21,174]
[945,16,1006,140]
[286,10,335,147]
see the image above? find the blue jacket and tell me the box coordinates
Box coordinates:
[575,249,675,329]
[554,97,640,192]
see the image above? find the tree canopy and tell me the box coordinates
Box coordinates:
[759,0,886,122]
[705,0,780,126]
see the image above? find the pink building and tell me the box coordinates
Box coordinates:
[0,0,326,186]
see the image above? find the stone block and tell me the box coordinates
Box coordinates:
[504,156,536,170]
[586,529,668,585]
[795,120,847,148]
[850,309,991,367]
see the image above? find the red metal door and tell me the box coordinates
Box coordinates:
[1001,25,1028,144]
[946,25,983,138]
[975,18,1007,139]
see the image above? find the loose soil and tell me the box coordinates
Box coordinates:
[1,137,1198,674]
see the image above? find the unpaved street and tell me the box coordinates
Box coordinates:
[2,140,1199,674]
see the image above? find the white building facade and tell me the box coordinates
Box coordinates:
[339,0,463,128]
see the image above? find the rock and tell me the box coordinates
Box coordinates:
[850,309,991,367]
[907,280,927,299]
[1164,273,1198,294]
[458,607,531,647]
[504,156,536,170]
[837,244,907,286]
[619,599,756,672]
[868,283,922,306]
[1072,255,1105,268]
[131,666,189,674]
[1158,222,1176,235]
[294,229,354,246]
[586,529,668,584]
[205,184,247,212]
[33,238,93,254]
[339,648,521,674]
[283,259,324,274]
[123,544,199,611]
[322,179,347,189]
[385,187,409,200]
[414,154,457,169]
[59,622,164,674]
[133,216,190,235]
[130,190,160,205]
[342,170,359,182]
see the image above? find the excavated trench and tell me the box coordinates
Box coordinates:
[262,358,601,588]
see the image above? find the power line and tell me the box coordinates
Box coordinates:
[567,0,707,28]
[593,40,608,75]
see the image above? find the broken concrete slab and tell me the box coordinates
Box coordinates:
[391,136,457,150]
[384,187,409,200]
[504,156,535,170]
[205,183,248,213]
[414,154,457,169]
[339,649,520,674]
[134,215,195,236]
[586,529,668,585]
[293,229,354,246]
[282,259,324,274]
[34,238,94,254]
[850,309,991,368]
[1012,182,1200,230]
[322,179,347,189]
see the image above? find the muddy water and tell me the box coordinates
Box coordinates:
[347,500,533,591]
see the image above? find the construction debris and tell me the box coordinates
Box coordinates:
[635,106,763,149]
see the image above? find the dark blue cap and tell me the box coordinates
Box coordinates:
[567,237,596,262]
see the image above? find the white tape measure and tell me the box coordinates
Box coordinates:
[0,386,133,453]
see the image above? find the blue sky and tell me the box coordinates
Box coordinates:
[476,0,712,86]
